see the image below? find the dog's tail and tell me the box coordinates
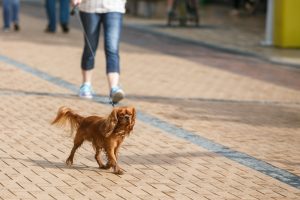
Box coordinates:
[51,106,84,136]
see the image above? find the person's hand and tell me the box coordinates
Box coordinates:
[72,0,82,6]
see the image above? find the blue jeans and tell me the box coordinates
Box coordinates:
[2,0,20,28]
[45,0,69,31]
[80,12,123,74]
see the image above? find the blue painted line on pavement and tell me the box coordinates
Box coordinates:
[0,54,299,189]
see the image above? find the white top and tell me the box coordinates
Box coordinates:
[79,0,126,14]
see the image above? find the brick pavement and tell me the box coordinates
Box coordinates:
[0,2,300,200]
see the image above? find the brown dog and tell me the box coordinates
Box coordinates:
[51,106,136,174]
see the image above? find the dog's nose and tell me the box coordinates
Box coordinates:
[125,115,130,120]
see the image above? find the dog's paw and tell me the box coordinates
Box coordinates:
[113,166,124,175]
[66,159,73,167]
[100,164,111,170]
[114,169,124,175]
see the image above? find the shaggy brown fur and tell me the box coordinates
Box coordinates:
[51,106,136,175]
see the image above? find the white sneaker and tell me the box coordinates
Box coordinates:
[3,28,10,32]
[110,86,125,104]
[79,83,93,99]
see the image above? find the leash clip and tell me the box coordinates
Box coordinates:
[110,99,116,107]
[70,4,79,16]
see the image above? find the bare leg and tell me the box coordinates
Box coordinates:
[167,0,174,12]
[107,72,119,90]
[82,69,93,84]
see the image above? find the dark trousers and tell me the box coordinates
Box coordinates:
[45,0,69,31]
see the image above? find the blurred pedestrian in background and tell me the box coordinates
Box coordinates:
[230,0,241,16]
[167,0,174,18]
[72,0,126,104]
[45,0,70,33]
[2,0,20,32]
[230,0,261,16]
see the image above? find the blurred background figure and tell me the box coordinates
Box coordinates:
[167,0,174,18]
[230,0,241,16]
[2,0,20,32]
[45,0,70,33]
[166,0,199,26]
[230,0,263,16]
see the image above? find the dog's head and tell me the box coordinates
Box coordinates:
[104,106,136,137]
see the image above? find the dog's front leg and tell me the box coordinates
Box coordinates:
[95,146,105,169]
[114,140,123,160]
[106,147,123,175]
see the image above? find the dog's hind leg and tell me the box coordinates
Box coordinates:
[66,133,84,166]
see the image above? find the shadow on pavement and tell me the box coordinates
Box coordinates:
[120,151,219,166]
[0,88,76,98]
[1,150,219,170]
[1,87,299,129]
[127,95,300,129]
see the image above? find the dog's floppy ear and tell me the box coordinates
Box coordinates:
[129,107,136,132]
[103,108,118,137]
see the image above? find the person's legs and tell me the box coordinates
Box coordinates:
[103,12,122,81]
[103,12,124,103]
[233,0,241,9]
[167,0,174,13]
[167,0,176,26]
[3,0,11,29]
[59,0,69,33]
[79,11,102,98]
[107,73,119,90]
[230,0,241,16]
[45,0,56,32]
[12,0,20,31]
